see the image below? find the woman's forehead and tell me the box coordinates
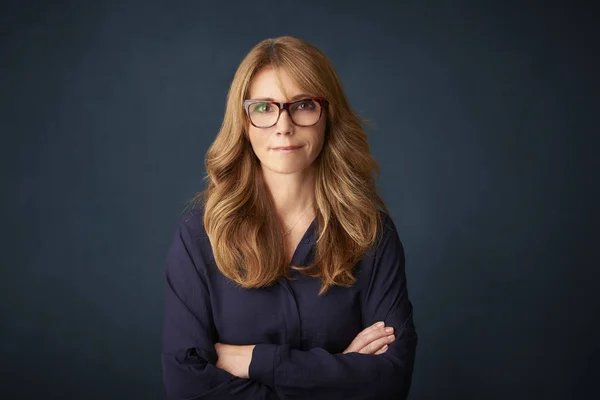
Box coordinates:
[248,67,309,101]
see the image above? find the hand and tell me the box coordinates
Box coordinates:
[343,321,395,355]
[214,343,256,379]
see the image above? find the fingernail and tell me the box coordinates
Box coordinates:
[381,345,388,351]
[385,327,394,333]
[376,322,385,327]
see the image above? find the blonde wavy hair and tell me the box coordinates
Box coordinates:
[190,36,389,295]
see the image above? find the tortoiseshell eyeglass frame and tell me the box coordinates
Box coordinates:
[243,97,328,128]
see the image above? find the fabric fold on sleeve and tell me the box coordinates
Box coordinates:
[248,343,279,388]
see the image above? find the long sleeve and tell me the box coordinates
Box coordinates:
[161,215,280,400]
[249,214,418,400]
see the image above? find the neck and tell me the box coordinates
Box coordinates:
[261,165,316,220]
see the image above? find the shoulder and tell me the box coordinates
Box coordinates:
[357,210,403,262]
[169,206,213,262]
[176,207,207,239]
[355,210,406,291]
[377,209,401,242]
[378,209,395,231]
[374,209,405,258]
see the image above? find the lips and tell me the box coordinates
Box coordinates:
[272,145,302,150]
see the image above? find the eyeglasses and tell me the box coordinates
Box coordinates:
[243,97,327,128]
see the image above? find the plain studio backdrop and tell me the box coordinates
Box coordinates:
[1,0,597,399]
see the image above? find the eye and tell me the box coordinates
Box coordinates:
[293,100,317,111]
[250,103,273,113]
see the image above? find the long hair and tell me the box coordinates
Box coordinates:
[190,36,389,295]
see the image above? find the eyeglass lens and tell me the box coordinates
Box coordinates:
[248,99,322,128]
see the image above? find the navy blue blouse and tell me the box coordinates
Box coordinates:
[161,208,417,399]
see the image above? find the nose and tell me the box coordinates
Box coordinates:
[276,109,294,135]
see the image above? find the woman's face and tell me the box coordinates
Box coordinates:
[245,67,326,175]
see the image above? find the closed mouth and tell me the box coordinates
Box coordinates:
[272,146,302,150]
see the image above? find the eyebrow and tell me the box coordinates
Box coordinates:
[250,93,315,102]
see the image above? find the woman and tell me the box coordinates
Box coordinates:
[161,36,417,400]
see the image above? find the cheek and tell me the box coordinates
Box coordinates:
[247,130,265,153]
[248,133,274,166]
[311,125,327,154]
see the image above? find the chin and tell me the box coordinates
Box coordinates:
[263,161,311,175]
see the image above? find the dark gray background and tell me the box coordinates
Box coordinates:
[2,0,597,399]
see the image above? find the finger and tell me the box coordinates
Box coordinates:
[343,323,390,354]
[359,321,386,337]
[359,334,395,355]
[374,344,388,355]
[347,326,391,354]
[360,334,395,355]
[357,325,394,349]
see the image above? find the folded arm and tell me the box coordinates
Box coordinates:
[248,214,418,400]
[161,215,280,400]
